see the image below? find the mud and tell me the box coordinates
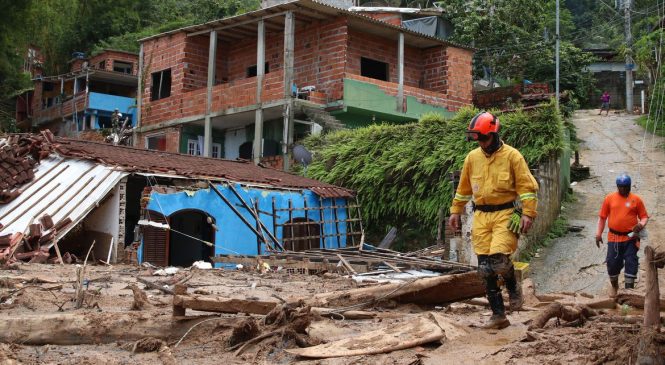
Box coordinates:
[530,110,665,294]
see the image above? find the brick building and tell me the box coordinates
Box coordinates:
[23,49,139,136]
[135,0,473,168]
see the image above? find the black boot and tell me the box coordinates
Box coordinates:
[504,267,523,311]
[609,276,619,297]
[625,277,635,289]
[483,276,510,330]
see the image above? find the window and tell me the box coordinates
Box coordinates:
[113,61,132,74]
[146,134,167,151]
[151,69,172,101]
[187,139,201,156]
[246,63,270,78]
[212,143,221,158]
[360,57,389,81]
[43,82,54,92]
[98,60,105,69]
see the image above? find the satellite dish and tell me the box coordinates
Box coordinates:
[292,144,313,167]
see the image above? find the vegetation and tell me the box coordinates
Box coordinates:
[304,102,565,247]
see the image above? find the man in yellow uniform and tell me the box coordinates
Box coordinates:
[449,111,539,329]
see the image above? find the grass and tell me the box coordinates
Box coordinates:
[636,115,665,137]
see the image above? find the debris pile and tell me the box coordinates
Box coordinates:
[0,131,53,204]
[0,213,72,265]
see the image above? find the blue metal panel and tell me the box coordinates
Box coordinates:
[87,92,136,121]
[138,183,349,265]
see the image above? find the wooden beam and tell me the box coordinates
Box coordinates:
[173,295,279,316]
[187,11,288,37]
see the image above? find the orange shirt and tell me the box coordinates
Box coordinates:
[599,192,649,242]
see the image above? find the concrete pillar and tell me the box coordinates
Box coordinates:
[204,30,217,157]
[253,20,266,164]
[282,11,295,171]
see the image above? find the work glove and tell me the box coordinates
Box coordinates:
[632,223,644,234]
[595,235,603,248]
[507,208,522,234]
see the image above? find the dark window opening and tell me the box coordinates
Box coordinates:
[146,134,167,151]
[113,61,132,74]
[43,82,54,92]
[98,60,105,69]
[151,69,171,101]
[361,57,389,81]
[246,62,270,78]
[283,218,321,251]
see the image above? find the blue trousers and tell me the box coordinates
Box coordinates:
[606,240,639,279]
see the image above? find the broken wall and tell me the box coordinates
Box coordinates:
[139,183,353,266]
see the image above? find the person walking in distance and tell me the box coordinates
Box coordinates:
[599,91,611,116]
[595,174,649,297]
[449,111,539,330]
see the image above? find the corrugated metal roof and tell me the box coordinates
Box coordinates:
[0,156,127,240]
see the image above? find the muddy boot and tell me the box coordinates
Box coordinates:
[483,289,510,330]
[625,277,635,289]
[608,276,619,298]
[504,271,523,311]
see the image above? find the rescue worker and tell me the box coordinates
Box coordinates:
[595,174,649,297]
[111,108,122,131]
[448,111,539,330]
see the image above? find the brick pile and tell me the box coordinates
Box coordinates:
[0,213,73,265]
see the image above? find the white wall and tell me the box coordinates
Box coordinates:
[83,185,120,263]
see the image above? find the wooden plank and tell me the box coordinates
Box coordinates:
[382,261,402,273]
[336,253,357,275]
[173,295,279,315]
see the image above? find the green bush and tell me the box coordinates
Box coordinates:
[304,102,565,246]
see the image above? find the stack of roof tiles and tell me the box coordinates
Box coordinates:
[0,132,53,204]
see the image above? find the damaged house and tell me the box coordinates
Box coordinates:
[134,0,473,168]
[0,133,358,267]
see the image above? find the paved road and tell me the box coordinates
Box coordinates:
[529,109,665,295]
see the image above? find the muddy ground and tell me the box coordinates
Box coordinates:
[531,109,665,294]
[0,109,662,364]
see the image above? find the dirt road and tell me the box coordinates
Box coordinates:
[530,109,665,294]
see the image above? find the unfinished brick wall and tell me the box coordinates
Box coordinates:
[347,29,423,88]
[359,12,402,26]
[89,50,139,76]
[423,46,446,93]
[136,127,182,153]
[442,47,473,110]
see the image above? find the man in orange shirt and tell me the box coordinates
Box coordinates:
[595,174,649,297]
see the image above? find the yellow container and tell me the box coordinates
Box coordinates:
[513,261,529,281]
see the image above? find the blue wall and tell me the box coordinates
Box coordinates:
[138,183,350,264]
[87,92,135,126]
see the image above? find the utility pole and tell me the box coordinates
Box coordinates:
[556,0,561,110]
[625,0,634,113]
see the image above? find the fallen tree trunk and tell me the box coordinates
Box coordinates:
[528,302,598,330]
[615,291,665,310]
[302,271,484,308]
[173,295,279,316]
[0,312,224,345]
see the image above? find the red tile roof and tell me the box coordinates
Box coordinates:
[53,138,354,198]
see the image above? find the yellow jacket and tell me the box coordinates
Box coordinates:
[450,143,539,218]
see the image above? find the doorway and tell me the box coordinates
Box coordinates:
[168,210,214,267]
[283,218,321,251]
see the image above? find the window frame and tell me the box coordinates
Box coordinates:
[150,69,172,101]
[145,133,167,151]
[113,60,132,74]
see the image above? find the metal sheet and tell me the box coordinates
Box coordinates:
[0,156,128,240]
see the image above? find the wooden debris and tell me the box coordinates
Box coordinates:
[137,276,174,295]
[527,302,598,330]
[310,307,376,319]
[130,284,152,310]
[0,313,224,345]
[172,295,279,316]
[285,316,444,358]
[637,246,664,365]
[304,271,484,308]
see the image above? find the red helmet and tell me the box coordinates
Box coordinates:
[467,112,500,141]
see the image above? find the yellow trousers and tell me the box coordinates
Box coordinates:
[471,209,518,255]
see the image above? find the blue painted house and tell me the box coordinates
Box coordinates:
[46,138,359,268]
[29,49,138,136]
